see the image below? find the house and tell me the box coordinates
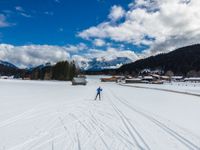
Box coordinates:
[143,76,154,82]
[101,76,118,82]
[151,74,160,79]
[0,76,15,79]
[151,69,164,75]
[184,77,200,82]
[152,80,164,84]
[72,77,87,85]
[161,76,170,81]
[0,76,9,79]
[140,69,164,76]
[125,75,133,79]
[171,76,184,82]
[125,78,143,84]
[140,69,151,76]
[125,74,165,84]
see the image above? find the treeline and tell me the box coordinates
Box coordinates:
[28,61,77,81]
[117,44,200,76]
[0,64,22,77]
[85,44,200,77]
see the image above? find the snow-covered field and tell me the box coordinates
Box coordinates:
[121,82,200,96]
[0,77,200,150]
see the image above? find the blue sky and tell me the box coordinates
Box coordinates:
[0,0,199,68]
[0,0,131,45]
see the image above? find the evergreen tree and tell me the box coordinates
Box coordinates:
[26,60,77,81]
[69,61,76,80]
[52,61,74,81]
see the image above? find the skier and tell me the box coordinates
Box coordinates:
[95,86,103,100]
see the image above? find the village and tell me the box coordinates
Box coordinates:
[100,69,200,85]
[1,68,200,86]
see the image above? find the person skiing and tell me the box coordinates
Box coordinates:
[95,86,103,100]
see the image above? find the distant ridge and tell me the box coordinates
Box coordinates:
[0,60,18,69]
[1,44,200,76]
[118,44,200,75]
[0,60,20,76]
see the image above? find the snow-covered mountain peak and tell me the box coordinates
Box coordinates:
[83,57,133,71]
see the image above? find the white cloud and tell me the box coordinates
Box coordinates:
[79,0,200,55]
[20,12,32,18]
[15,6,24,12]
[0,14,10,27]
[0,43,139,69]
[15,6,32,18]
[65,43,87,53]
[0,43,90,68]
[85,47,139,62]
[72,55,89,62]
[108,5,125,21]
[93,39,106,47]
[71,47,139,69]
[0,44,70,68]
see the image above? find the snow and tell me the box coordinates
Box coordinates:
[84,57,132,71]
[122,81,200,95]
[0,77,200,150]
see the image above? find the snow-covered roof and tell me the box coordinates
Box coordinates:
[184,78,200,81]
[161,76,170,79]
[143,76,153,79]
[72,77,87,83]
[125,78,142,81]
[151,74,160,78]
[171,76,183,79]
[0,76,14,79]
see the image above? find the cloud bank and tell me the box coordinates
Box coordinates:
[0,44,139,68]
[79,0,200,55]
[0,44,70,68]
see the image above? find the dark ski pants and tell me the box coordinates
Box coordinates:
[95,93,101,100]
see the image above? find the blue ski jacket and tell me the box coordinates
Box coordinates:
[97,87,103,94]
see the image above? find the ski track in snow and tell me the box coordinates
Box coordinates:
[0,77,200,150]
[107,89,200,150]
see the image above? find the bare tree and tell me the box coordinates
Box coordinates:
[187,70,198,77]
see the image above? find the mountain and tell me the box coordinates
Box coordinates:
[0,59,77,80]
[118,44,200,75]
[1,44,199,77]
[0,60,18,69]
[85,57,133,71]
[0,60,21,76]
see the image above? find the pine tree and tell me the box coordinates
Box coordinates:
[69,61,76,80]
